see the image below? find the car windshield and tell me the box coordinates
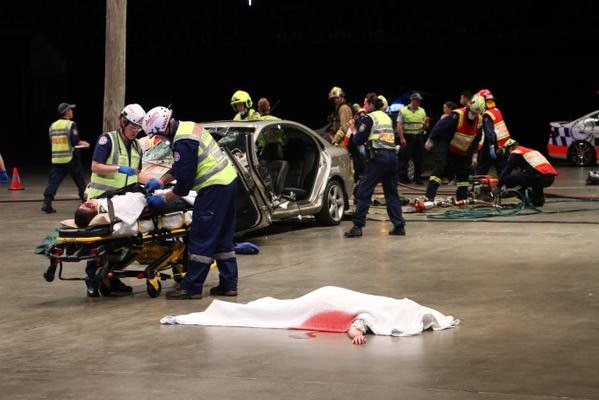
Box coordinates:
[142,140,173,163]
[210,127,255,155]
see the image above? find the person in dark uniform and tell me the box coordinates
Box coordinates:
[345,93,406,238]
[42,102,90,213]
[143,106,239,299]
[498,139,558,207]
[424,94,485,202]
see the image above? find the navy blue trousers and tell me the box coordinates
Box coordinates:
[43,157,86,200]
[353,150,405,228]
[183,180,239,295]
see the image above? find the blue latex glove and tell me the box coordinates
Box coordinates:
[0,169,8,184]
[144,177,163,192]
[117,165,136,176]
[489,145,497,159]
[146,194,165,208]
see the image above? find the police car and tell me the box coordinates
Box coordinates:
[547,110,599,166]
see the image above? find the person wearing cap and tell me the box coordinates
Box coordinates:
[83,103,155,297]
[498,139,557,207]
[142,106,239,300]
[41,103,90,213]
[397,92,430,184]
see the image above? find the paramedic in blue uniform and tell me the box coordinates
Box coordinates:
[344,93,406,238]
[143,106,239,299]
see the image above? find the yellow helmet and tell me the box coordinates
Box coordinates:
[378,95,388,111]
[468,94,486,114]
[328,86,345,99]
[230,90,253,110]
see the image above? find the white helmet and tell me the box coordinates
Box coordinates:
[143,106,173,136]
[120,104,146,125]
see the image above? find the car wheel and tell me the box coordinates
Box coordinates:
[315,180,345,226]
[567,141,596,166]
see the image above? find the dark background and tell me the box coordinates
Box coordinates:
[3,0,599,168]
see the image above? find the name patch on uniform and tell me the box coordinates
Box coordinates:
[98,135,108,145]
[173,151,180,162]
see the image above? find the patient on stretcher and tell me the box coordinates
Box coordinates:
[71,190,195,235]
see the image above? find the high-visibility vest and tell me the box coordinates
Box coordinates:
[49,119,74,164]
[86,131,141,199]
[367,110,396,150]
[172,121,237,191]
[449,108,481,155]
[511,146,558,175]
[399,106,427,135]
[485,108,511,148]
[234,109,260,121]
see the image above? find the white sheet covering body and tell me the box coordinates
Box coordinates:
[160,286,459,336]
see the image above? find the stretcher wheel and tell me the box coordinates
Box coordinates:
[172,264,185,283]
[146,279,162,298]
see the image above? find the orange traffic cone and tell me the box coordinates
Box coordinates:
[8,167,24,190]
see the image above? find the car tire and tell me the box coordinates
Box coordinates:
[567,140,596,166]
[315,180,345,226]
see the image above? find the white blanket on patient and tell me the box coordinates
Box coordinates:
[160,286,459,336]
[95,190,197,235]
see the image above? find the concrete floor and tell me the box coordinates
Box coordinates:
[1,165,599,400]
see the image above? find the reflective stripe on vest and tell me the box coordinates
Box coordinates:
[49,119,74,164]
[86,130,141,199]
[172,121,237,191]
[367,110,396,150]
[400,106,426,135]
[511,146,558,175]
[449,108,481,155]
[485,108,511,147]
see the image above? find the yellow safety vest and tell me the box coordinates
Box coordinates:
[399,106,427,135]
[367,111,396,150]
[86,130,141,199]
[173,122,237,191]
[49,119,74,164]
[234,109,260,121]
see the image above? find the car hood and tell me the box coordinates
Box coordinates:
[550,121,570,128]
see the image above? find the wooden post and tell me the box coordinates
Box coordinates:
[103,0,126,132]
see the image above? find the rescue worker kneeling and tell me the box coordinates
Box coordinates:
[498,139,558,207]
[345,93,406,238]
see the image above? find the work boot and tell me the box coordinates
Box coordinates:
[389,225,406,236]
[85,279,99,298]
[41,198,56,214]
[110,277,133,294]
[344,225,362,238]
[209,285,238,297]
[166,289,203,300]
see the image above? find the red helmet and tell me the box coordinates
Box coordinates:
[477,89,495,101]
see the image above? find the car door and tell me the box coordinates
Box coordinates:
[215,127,272,235]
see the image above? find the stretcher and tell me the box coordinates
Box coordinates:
[42,206,192,298]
